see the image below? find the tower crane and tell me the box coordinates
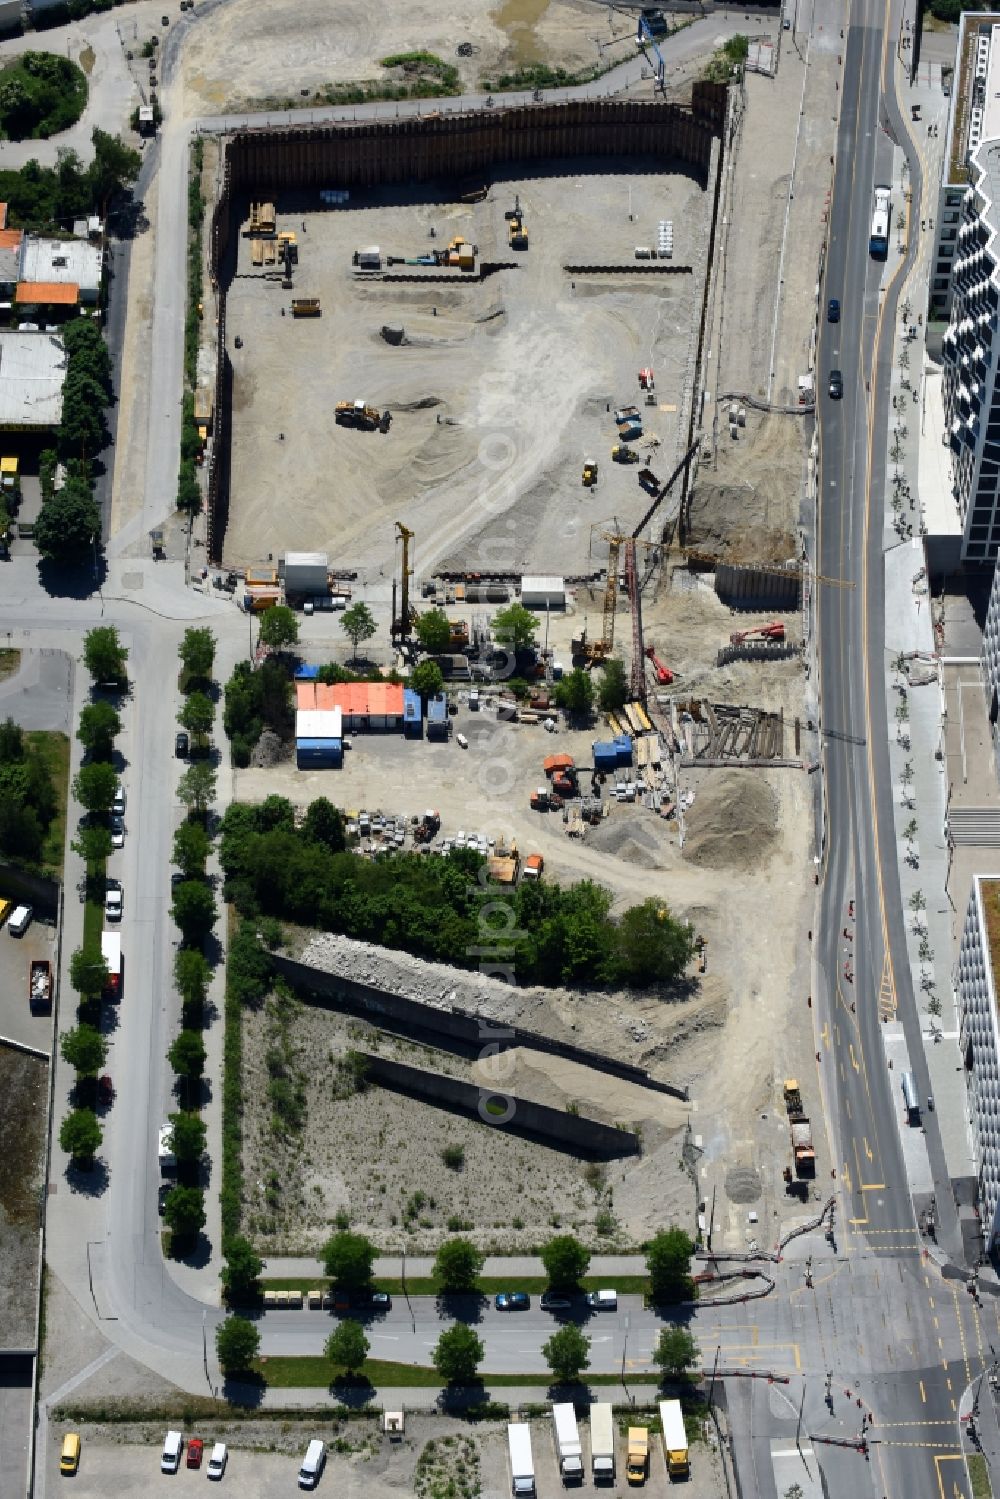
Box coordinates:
[392,521,416,643]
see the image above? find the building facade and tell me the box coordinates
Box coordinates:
[957,875,1000,1249]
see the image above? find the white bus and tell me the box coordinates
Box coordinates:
[870,184,891,259]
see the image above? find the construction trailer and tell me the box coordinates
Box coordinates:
[427,694,449,741]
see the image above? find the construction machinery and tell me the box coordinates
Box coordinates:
[506,197,528,250]
[638,367,655,390]
[336,400,381,430]
[291,298,321,317]
[392,520,416,643]
[730,620,786,645]
[783,1079,803,1113]
[644,645,673,685]
[611,445,640,464]
[582,459,598,487]
[638,467,659,494]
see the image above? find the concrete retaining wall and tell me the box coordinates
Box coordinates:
[358,1052,640,1158]
[271,951,689,1101]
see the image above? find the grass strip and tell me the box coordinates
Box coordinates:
[25,730,70,877]
[969,1454,993,1499]
[256,1356,663,1389]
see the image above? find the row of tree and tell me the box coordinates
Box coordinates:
[218,796,695,989]
[34,319,115,563]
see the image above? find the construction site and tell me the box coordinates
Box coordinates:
[201,20,844,1252]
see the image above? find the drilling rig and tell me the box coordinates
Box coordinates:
[391,520,416,644]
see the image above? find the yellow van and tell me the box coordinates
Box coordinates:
[60,1433,81,1474]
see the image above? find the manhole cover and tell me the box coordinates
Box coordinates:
[725,1165,762,1204]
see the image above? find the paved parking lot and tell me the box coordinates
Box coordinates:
[0,913,56,1051]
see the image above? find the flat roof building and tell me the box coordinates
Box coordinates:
[520,575,566,611]
[19,235,101,304]
[0,331,67,432]
[957,874,1000,1249]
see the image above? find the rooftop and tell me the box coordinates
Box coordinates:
[19,236,101,292]
[16,282,79,306]
[949,13,1000,185]
[0,331,67,430]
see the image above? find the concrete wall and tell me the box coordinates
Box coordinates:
[359,1052,640,1159]
[271,950,689,1101]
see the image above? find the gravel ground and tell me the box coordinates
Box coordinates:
[0,1045,47,1350]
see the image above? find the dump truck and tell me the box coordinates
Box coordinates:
[590,1403,615,1483]
[625,1429,648,1485]
[582,460,598,486]
[658,1401,688,1480]
[335,400,381,430]
[291,298,321,317]
[552,1404,583,1484]
[29,958,52,1013]
[522,853,544,881]
[790,1114,815,1176]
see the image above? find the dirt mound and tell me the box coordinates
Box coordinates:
[683,772,778,871]
[250,729,288,768]
[587,816,669,869]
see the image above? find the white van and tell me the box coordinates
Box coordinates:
[8,905,32,936]
[586,1288,618,1311]
[298,1439,326,1489]
[160,1430,183,1472]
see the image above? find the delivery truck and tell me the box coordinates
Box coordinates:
[626,1428,648,1485]
[590,1402,615,1483]
[553,1403,584,1484]
[507,1424,535,1497]
[658,1400,689,1480]
[101,931,122,1001]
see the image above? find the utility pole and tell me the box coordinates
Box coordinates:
[707,1345,721,1414]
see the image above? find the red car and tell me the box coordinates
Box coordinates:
[97,1075,114,1107]
[186,1439,204,1469]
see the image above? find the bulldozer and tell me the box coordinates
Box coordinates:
[336,400,381,431]
[611,444,640,463]
[582,459,598,487]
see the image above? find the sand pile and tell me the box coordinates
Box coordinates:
[683,772,779,871]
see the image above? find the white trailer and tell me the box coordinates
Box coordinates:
[507,1424,536,1497]
[590,1402,615,1482]
[553,1403,584,1484]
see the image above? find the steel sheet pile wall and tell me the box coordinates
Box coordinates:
[205,93,725,560]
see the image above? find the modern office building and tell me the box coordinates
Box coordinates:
[957,874,1000,1251]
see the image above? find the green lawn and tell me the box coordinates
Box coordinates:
[255,1356,663,1390]
[0,649,20,682]
[24,731,71,877]
[262,1274,653,1298]
[968,1453,993,1499]
[83,889,103,950]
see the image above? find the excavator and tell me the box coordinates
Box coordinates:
[335,400,381,430]
[644,644,673,684]
[729,621,786,645]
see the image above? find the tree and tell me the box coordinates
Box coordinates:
[302,797,345,853]
[257,605,300,651]
[175,945,210,1006]
[178,761,217,815]
[168,1029,206,1080]
[60,1107,101,1165]
[171,880,218,941]
[69,943,108,999]
[176,459,203,515]
[492,602,539,651]
[647,1227,695,1304]
[72,760,117,814]
[410,660,445,699]
[60,1023,107,1076]
[653,1324,699,1379]
[340,602,377,661]
[71,822,112,865]
[433,1237,484,1294]
[597,658,628,713]
[76,700,120,757]
[173,818,211,878]
[613,901,696,986]
[168,1110,207,1165]
[322,1230,376,1289]
[215,1314,260,1374]
[222,1236,264,1304]
[541,1234,590,1290]
[164,1185,206,1239]
[87,126,141,213]
[415,608,451,654]
[82,625,128,684]
[553,668,594,719]
[542,1323,591,1383]
[178,691,215,742]
[33,478,101,560]
[179,626,216,682]
[432,1322,483,1384]
[325,1319,370,1373]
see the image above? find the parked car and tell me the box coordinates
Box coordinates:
[97,1075,114,1107]
[158,1183,172,1215]
[105,883,123,922]
[586,1288,618,1311]
[360,1289,392,1310]
[110,814,125,848]
[540,1291,573,1311]
[161,1430,184,1473]
[175,731,189,758]
[828,369,843,399]
[827,297,840,322]
[207,1443,228,1480]
[187,1438,204,1468]
[8,904,32,936]
[495,1292,530,1311]
[112,784,126,816]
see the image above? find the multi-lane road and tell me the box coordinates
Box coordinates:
[5,0,995,1494]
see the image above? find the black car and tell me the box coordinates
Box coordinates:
[495,1291,531,1311]
[540,1291,573,1311]
[828,370,843,399]
[175,731,189,758]
[827,297,841,323]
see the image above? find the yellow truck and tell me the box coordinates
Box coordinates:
[625,1428,648,1485]
[658,1401,689,1480]
[0,456,18,491]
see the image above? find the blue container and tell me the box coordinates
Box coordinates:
[294,664,320,680]
[613,734,633,766]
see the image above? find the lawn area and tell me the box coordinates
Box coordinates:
[262,1275,653,1298]
[0,52,87,141]
[83,891,103,950]
[24,731,70,877]
[0,649,20,682]
[968,1453,993,1499]
[255,1356,662,1389]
